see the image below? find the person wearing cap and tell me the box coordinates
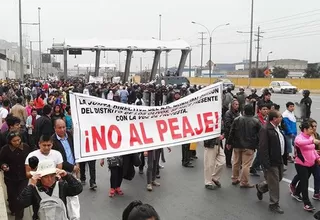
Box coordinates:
[0,131,31,219]
[25,135,63,179]
[18,159,83,217]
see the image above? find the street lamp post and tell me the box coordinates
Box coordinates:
[192,22,230,84]
[159,14,162,76]
[267,51,273,68]
[38,7,42,78]
[29,40,41,77]
[20,5,42,80]
[18,0,24,83]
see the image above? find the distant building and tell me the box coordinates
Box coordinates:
[254,59,308,72]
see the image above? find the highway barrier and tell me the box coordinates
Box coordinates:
[188,77,320,90]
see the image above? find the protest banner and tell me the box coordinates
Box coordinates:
[70,82,222,162]
[88,75,103,84]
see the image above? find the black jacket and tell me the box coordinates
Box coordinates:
[52,132,75,173]
[227,115,261,150]
[18,174,82,214]
[259,122,287,169]
[224,109,240,142]
[0,143,31,181]
[35,115,54,145]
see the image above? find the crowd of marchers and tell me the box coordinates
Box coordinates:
[0,79,162,220]
[0,77,319,219]
[217,86,320,218]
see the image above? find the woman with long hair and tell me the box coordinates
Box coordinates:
[294,121,320,211]
[51,104,65,126]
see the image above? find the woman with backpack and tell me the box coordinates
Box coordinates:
[18,159,83,219]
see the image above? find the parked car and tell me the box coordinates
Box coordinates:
[215,79,235,90]
[269,81,297,94]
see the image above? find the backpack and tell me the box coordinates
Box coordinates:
[36,183,68,220]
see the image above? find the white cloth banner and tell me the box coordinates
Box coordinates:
[70,83,223,162]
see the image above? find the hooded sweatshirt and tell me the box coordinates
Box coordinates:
[294,132,319,167]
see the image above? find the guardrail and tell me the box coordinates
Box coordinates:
[188,77,320,90]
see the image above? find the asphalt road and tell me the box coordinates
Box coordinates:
[8,92,320,220]
[11,146,320,220]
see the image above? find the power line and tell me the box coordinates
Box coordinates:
[265,29,320,39]
[264,19,320,32]
[257,9,320,25]
[231,9,320,33]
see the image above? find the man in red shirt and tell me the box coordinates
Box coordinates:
[250,104,270,176]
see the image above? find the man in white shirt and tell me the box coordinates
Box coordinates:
[25,135,63,178]
[0,99,10,127]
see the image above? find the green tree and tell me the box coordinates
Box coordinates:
[272,67,289,78]
[304,67,320,78]
[250,67,267,78]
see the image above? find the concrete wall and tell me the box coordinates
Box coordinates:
[188,77,320,90]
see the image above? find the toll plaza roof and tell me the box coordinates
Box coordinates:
[52,38,191,51]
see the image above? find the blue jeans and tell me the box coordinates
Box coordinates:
[285,135,296,154]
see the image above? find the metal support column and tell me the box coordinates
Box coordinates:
[123,50,133,84]
[149,50,161,82]
[63,49,68,80]
[95,49,101,77]
[177,50,190,76]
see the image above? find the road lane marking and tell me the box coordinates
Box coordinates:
[282,177,314,192]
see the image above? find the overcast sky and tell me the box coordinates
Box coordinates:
[1,0,320,71]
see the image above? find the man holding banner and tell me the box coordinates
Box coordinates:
[69,83,223,191]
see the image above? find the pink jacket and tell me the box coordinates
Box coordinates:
[294,132,319,167]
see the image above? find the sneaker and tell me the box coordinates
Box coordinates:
[269,205,284,214]
[291,193,303,202]
[90,183,97,190]
[313,194,320,200]
[147,184,153,191]
[109,188,115,197]
[159,164,164,169]
[304,204,315,212]
[81,180,86,185]
[289,184,296,195]
[156,174,161,179]
[256,184,263,201]
[115,187,124,195]
[212,179,221,188]
[152,181,160,186]
[205,184,217,190]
